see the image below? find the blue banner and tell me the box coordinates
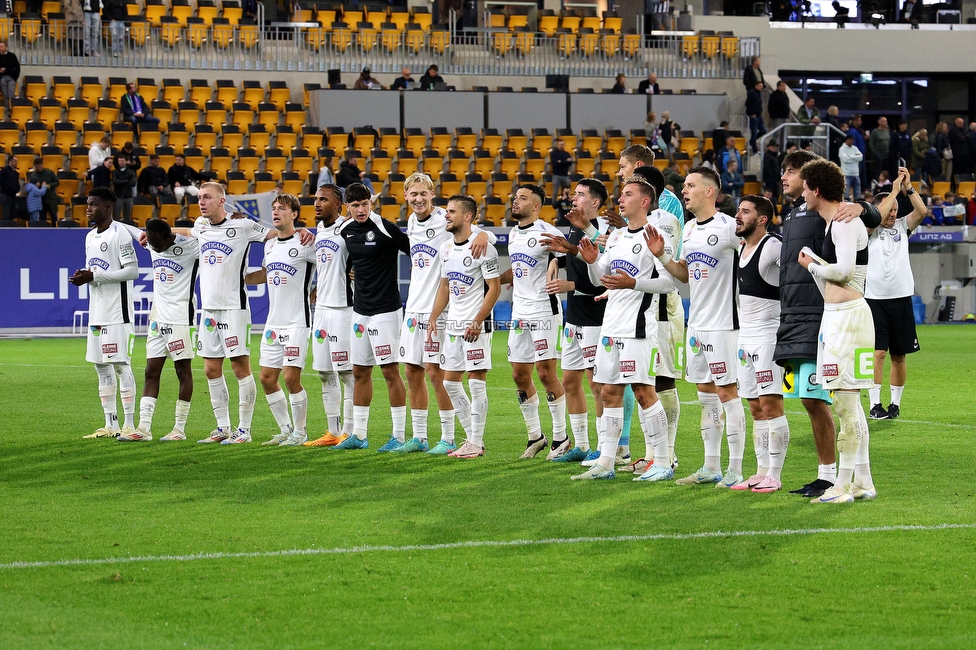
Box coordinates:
[0,229,269,330]
[910,230,965,243]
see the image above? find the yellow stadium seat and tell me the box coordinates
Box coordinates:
[197,0,219,25]
[701,33,720,58]
[720,34,739,58]
[456,129,478,157]
[508,14,528,31]
[357,23,378,52]
[429,29,449,55]
[236,148,260,178]
[9,98,34,129]
[51,77,74,106]
[410,7,432,30]
[514,28,533,56]
[23,75,46,106]
[404,27,424,55]
[268,82,290,112]
[82,122,107,147]
[162,79,185,105]
[177,101,201,126]
[601,30,620,57]
[222,0,244,25]
[381,24,402,53]
[682,34,699,58]
[160,16,181,47]
[623,31,641,59]
[212,19,234,48]
[166,124,190,150]
[188,79,212,105]
[172,0,195,24]
[129,19,149,46]
[25,122,49,150]
[238,20,259,48]
[204,101,227,129]
[215,124,238,150]
[38,99,63,129]
[603,12,623,33]
[491,31,512,57]
[331,23,353,52]
[306,26,329,51]
[145,0,167,26]
[20,16,43,44]
[557,30,577,57]
[281,171,304,196]
[579,28,599,57]
[315,8,337,25]
[284,104,305,132]
[79,77,102,109]
[389,10,410,30]
[274,125,297,150]
[247,124,270,150]
[289,152,313,179]
[48,13,68,43]
[53,123,79,149]
[403,129,426,156]
[263,150,287,180]
[538,12,559,37]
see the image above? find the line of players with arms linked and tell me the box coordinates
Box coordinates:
[73,142,916,504]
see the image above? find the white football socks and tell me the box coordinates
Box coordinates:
[444,380,472,435]
[854,397,874,489]
[598,407,624,470]
[320,371,341,433]
[698,391,723,473]
[518,392,543,442]
[439,409,456,444]
[95,363,119,429]
[117,364,136,429]
[547,393,567,443]
[569,412,590,451]
[469,378,488,447]
[266,389,293,433]
[289,389,308,436]
[353,405,369,440]
[869,384,882,406]
[138,396,157,433]
[722,398,746,476]
[237,375,257,432]
[767,415,790,482]
[658,387,680,462]
[174,399,191,433]
[339,371,355,434]
[890,384,904,406]
[207,376,231,431]
[641,401,670,467]
[411,409,428,443]
[391,405,406,443]
[753,418,770,474]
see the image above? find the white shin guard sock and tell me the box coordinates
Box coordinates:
[117,363,136,429]
[469,379,488,447]
[569,412,590,451]
[266,390,293,432]
[767,415,790,481]
[753,418,770,473]
[641,401,670,466]
[518,392,543,441]
[411,409,428,442]
[439,410,456,444]
[320,371,341,433]
[722,397,746,475]
[391,405,407,442]
[547,393,567,442]
[289,389,308,435]
[95,363,119,429]
[599,407,624,470]
[207,376,231,430]
[658,388,680,460]
[698,391,723,472]
[138,396,157,432]
[237,375,257,431]
[444,380,472,435]
[339,371,355,434]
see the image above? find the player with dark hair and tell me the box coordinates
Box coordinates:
[427,195,501,458]
[619,144,685,226]
[539,178,609,463]
[71,187,140,439]
[306,183,355,446]
[119,218,200,441]
[574,176,674,480]
[336,182,411,450]
[797,159,876,503]
[245,194,317,446]
[729,195,790,492]
[499,184,569,459]
[650,166,747,488]
[776,151,881,497]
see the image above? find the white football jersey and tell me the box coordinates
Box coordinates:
[440,237,500,335]
[508,219,564,318]
[406,208,494,314]
[594,226,662,339]
[314,216,352,309]
[865,217,914,299]
[85,222,137,326]
[264,235,316,328]
[192,216,270,311]
[738,234,781,344]
[681,212,739,331]
[150,234,200,326]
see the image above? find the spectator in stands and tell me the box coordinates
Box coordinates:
[637,72,660,95]
[921,144,942,186]
[932,121,951,181]
[711,120,730,155]
[663,161,684,195]
[743,55,764,91]
[103,0,126,57]
[336,152,375,196]
[354,67,381,90]
[718,135,741,174]
[849,115,868,189]
[89,136,112,172]
[824,106,844,164]
[27,156,59,225]
[137,154,172,198]
[839,133,863,202]
[767,80,791,142]
[610,73,627,94]
[967,191,976,225]
[120,82,159,139]
[24,177,47,224]
[871,170,892,195]
[0,41,19,116]
[746,81,766,155]
[968,122,976,175]
[243,0,258,21]
[715,189,737,215]
[316,155,335,188]
[0,155,20,221]
[940,191,966,225]
[949,117,970,179]
[700,149,717,172]
[391,67,414,91]
[894,120,912,170]
[549,138,574,207]
[168,154,201,204]
[115,141,141,172]
[643,111,660,149]
[419,65,444,90]
[762,140,781,201]
[82,0,102,57]
[796,96,820,136]
[112,157,136,221]
[659,110,679,152]
[870,117,892,182]
[910,128,928,173]
[554,186,573,226]
[90,156,113,189]
[721,159,744,200]
[902,0,921,24]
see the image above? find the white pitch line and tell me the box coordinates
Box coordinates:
[2,523,974,571]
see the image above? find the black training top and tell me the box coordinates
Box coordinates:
[339,215,410,316]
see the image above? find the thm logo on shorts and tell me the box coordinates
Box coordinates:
[102,343,118,354]
[466,349,485,361]
[375,345,392,357]
[534,339,548,352]
[168,340,185,353]
[821,364,839,378]
[284,346,300,358]
[619,360,636,372]
[225,336,239,348]
[709,362,727,375]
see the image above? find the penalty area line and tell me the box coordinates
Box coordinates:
[2,523,975,571]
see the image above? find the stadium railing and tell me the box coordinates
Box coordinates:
[6,16,758,79]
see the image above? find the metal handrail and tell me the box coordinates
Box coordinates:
[757,120,849,166]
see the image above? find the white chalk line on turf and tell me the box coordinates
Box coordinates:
[2,523,974,571]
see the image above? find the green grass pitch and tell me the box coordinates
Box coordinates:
[1,325,975,648]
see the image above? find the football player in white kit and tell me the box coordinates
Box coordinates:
[428,195,501,458]
[649,167,748,488]
[305,184,355,447]
[120,218,200,441]
[797,160,876,503]
[498,185,569,459]
[729,195,791,493]
[180,182,311,444]
[71,188,139,439]
[397,173,494,454]
[573,177,674,481]
[245,194,317,447]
